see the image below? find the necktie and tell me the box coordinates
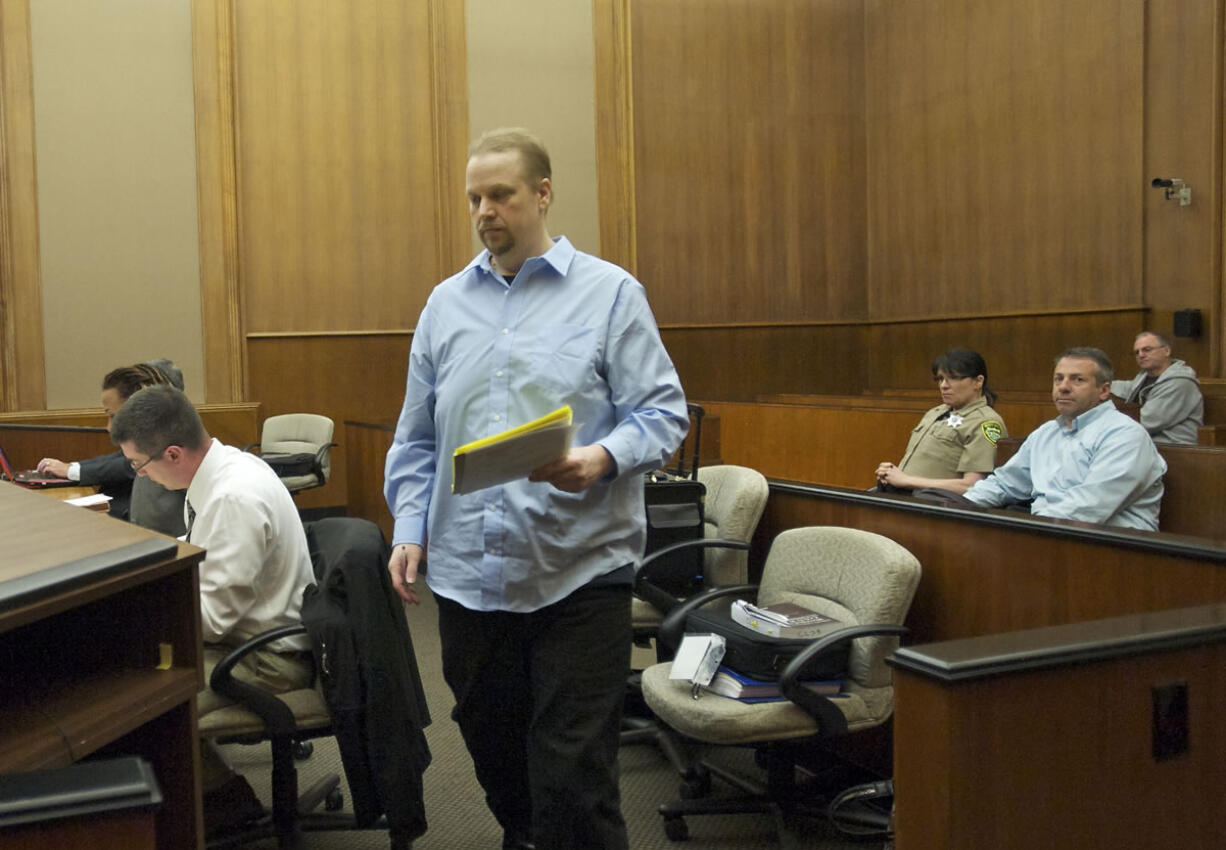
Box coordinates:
[185,499,196,542]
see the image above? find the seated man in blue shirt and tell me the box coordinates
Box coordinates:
[963,347,1167,530]
[384,127,689,850]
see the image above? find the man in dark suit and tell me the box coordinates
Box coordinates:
[35,361,186,535]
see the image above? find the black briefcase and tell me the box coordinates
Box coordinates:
[643,472,706,596]
[686,607,850,681]
[641,404,708,596]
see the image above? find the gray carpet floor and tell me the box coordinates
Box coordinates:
[223,584,884,849]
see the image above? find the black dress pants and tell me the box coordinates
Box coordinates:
[436,582,632,850]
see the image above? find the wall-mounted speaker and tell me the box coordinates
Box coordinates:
[1173,309,1202,339]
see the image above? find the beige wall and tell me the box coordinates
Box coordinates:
[29,0,203,407]
[465,0,599,256]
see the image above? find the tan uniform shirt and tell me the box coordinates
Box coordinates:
[897,397,1007,480]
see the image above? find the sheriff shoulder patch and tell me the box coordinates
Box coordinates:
[980,421,1003,445]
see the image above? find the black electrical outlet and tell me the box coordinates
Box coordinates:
[1152,682,1189,761]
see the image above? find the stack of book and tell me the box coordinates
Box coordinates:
[704,665,844,702]
[729,599,839,638]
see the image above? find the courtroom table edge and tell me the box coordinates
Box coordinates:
[765,479,1226,563]
[888,602,1226,683]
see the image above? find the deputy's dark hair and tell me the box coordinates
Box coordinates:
[1056,347,1114,384]
[931,349,996,406]
[110,385,208,455]
[101,363,171,401]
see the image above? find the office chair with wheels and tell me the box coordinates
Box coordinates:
[199,517,429,850]
[639,526,921,847]
[247,414,336,494]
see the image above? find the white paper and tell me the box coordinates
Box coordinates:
[64,493,113,508]
[452,422,579,495]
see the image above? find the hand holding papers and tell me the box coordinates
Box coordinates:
[452,406,579,495]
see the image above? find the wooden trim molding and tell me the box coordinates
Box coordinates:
[592,0,636,273]
[428,0,472,277]
[0,0,46,411]
[192,0,245,404]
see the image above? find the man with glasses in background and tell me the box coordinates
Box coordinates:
[110,384,315,836]
[1110,331,1204,444]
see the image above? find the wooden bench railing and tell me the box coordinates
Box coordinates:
[755,481,1226,647]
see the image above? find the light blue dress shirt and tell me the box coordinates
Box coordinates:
[963,401,1167,530]
[385,236,689,612]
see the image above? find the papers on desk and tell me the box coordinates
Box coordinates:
[63,493,112,509]
[451,406,578,495]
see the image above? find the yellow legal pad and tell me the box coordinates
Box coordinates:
[451,405,575,495]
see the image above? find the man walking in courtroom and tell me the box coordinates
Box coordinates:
[384,128,689,850]
[964,347,1166,530]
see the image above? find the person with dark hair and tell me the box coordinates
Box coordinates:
[1110,331,1203,444]
[963,347,1167,530]
[385,127,688,850]
[110,384,316,835]
[875,349,1007,494]
[35,361,185,534]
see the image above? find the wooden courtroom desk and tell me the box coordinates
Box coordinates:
[890,604,1226,849]
[0,482,205,849]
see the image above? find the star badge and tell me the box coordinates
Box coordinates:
[947,413,964,428]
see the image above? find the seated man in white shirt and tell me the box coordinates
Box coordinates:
[110,384,316,834]
[963,347,1167,531]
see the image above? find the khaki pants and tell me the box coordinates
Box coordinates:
[199,643,313,790]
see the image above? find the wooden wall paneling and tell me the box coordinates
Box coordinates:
[698,400,922,488]
[1144,0,1223,377]
[592,0,636,273]
[659,310,1147,406]
[661,324,869,403]
[246,334,412,510]
[863,309,1149,393]
[192,0,245,404]
[344,419,395,541]
[0,0,46,412]
[864,0,1144,319]
[232,0,459,335]
[628,0,867,326]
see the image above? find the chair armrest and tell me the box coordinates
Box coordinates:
[209,623,309,737]
[656,582,759,654]
[311,442,338,477]
[778,623,909,738]
[242,442,260,453]
[635,537,751,615]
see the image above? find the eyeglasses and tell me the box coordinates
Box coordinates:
[129,447,169,473]
[1133,345,1167,356]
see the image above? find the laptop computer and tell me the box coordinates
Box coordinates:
[0,442,80,488]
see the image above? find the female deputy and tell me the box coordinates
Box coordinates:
[874,349,1007,494]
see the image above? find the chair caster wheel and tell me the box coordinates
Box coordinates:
[324,787,344,811]
[292,740,313,760]
[679,775,710,799]
[663,815,689,841]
